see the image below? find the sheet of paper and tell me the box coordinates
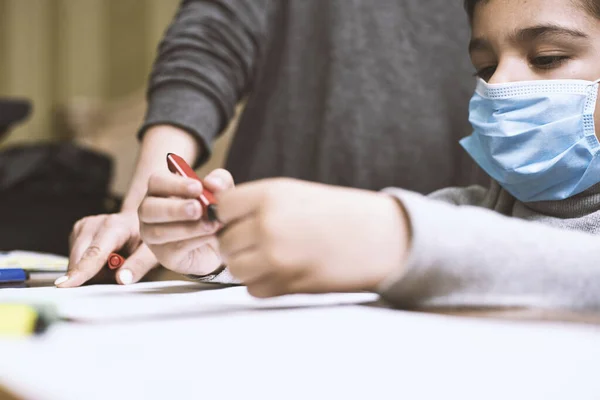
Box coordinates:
[0,280,379,322]
[0,250,68,272]
[1,297,599,400]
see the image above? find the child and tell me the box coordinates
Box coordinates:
[135,0,600,311]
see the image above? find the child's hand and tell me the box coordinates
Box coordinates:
[138,169,234,276]
[217,178,411,297]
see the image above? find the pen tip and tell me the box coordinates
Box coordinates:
[206,204,219,222]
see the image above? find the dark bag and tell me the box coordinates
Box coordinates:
[0,98,31,139]
[0,142,119,256]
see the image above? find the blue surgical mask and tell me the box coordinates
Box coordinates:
[460,78,600,202]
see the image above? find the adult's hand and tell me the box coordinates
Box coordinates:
[55,124,203,288]
[55,211,158,287]
[138,168,234,276]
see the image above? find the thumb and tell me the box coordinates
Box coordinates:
[203,169,234,193]
[115,244,159,285]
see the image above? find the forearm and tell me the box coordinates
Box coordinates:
[121,125,201,212]
[378,188,600,312]
[141,0,271,166]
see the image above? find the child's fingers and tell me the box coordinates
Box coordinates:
[218,215,259,259]
[226,248,265,284]
[203,169,235,192]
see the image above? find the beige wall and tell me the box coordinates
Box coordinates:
[0,0,180,146]
[1,0,239,196]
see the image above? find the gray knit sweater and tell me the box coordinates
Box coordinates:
[141,0,487,193]
[379,182,600,311]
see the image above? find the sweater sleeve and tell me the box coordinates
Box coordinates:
[139,0,273,166]
[377,188,600,312]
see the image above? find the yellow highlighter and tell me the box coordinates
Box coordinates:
[0,303,56,337]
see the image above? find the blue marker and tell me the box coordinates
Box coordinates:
[0,268,27,284]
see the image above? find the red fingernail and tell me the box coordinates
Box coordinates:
[107,253,125,270]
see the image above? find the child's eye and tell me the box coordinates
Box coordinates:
[531,55,570,70]
[473,66,496,81]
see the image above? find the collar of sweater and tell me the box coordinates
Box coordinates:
[524,183,600,218]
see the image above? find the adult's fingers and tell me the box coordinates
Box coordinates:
[67,218,103,274]
[152,235,222,276]
[69,217,88,250]
[147,172,204,198]
[56,220,130,288]
[141,219,219,245]
[115,243,159,285]
[138,196,203,224]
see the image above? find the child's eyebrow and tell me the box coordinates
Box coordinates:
[468,37,489,54]
[469,24,588,55]
[514,24,588,42]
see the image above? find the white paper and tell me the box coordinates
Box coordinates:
[1,297,599,400]
[0,280,379,322]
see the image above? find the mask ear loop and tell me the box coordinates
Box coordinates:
[587,79,600,94]
[586,79,600,148]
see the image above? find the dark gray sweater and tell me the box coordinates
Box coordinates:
[141,0,487,193]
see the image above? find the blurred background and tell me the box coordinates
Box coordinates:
[0,0,237,195]
[0,0,237,256]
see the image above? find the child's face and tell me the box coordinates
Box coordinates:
[469,0,600,130]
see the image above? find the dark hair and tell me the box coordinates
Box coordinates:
[463,0,484,21]
[464,0,600,21]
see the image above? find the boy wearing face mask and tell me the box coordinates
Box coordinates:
[137,0,600,311]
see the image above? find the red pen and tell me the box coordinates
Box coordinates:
[107,253,125,270]
[166,153,219,222]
